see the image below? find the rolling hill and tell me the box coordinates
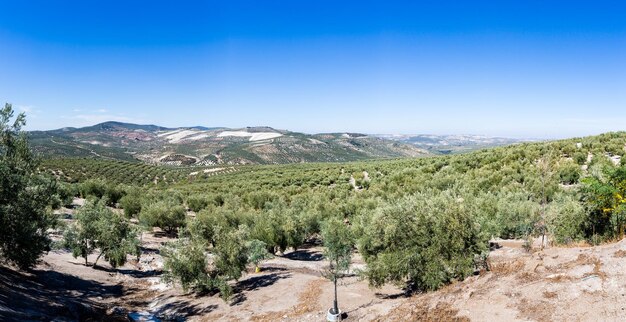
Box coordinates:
[376,134,529,154]
[29,121,429,165]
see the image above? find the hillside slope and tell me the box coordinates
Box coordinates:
[29,122,428,165]
[376,134,528,154]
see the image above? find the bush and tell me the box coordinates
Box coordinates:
[52,182,78,209]
[104,183,127,206]
[188,207,229,246]
[246,239,273,272]
[496,192,540,239]
[582,164,626,241]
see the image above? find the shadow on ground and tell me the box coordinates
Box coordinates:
[284,249,323,261]
[0,265,124,321]
[230,272,292,306]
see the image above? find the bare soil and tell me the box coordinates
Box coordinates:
[3,207,626,321]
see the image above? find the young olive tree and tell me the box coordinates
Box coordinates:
[321,217,353,317]
[64,199,140,268]
[0,103,58,269]
[246,239,273,273]
[162,224,250,301]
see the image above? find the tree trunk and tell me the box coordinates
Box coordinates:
[137,232,143,261]
[333,258,339,314]
[93,251,104,268]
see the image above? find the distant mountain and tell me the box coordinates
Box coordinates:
[376,134,529,154]
[29,122,428,165]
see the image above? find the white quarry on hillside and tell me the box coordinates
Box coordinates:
[217,130,282,141]
[157,129,213,143]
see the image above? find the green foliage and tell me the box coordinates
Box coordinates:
[546,193,587,244]
[79,178,108,199]
[582,163,626,241]
[212,225,250,282]
[162,238,212,292]
[321,217,353,281]
[246,239,273,271]
[0,103,58,269]
[52,182,78,209]
[78,179,128,206]
[357,193,487,291]
[40,130,626,292]
[41,158,193,185]
[496,192,540,239]
[558,161,582,184]
[139,197,186,234]
[162,225,250,301]
[186,194,211,212]
[63,199,139,267]
[119,187,143,218]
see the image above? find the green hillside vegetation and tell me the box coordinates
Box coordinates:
[40,158,196,185]
[38,128,626,297]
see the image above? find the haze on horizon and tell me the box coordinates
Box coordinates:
[1,1,625,139]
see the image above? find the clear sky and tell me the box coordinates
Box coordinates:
[1,1,625,138]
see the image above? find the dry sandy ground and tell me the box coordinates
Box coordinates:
[2,221,626,321]
[384,239,626,321]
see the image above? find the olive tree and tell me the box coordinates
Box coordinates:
[358,192,487,292]
[321,217,353,317]
[64,199,139,268]
[246,239,273,273]
[139,199,186,235]
[0,103,58,269]
[162,224,250,301]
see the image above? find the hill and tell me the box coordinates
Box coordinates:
[376,133,528,154]
[29,122,428,165]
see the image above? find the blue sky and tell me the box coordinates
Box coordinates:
[1,1,625,138]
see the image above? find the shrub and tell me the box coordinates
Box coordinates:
[162,238,212,291]
[52,182,78,209]
[496,192,540,239]
[104,183,127,206]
